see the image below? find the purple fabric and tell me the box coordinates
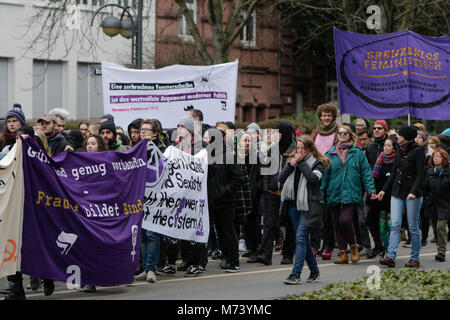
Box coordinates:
[20,137,147,286]
[334,28,450,120]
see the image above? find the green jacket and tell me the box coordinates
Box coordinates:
[321,145,376,207]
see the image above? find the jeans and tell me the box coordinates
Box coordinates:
[387,196,422,261]
[288,206,319,276]
[141,229,160,273]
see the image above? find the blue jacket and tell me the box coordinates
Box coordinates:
[321,146,376,207]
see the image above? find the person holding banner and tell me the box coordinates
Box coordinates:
[379,125,425,268]
[135,120,167,283]
[321,125,377,265]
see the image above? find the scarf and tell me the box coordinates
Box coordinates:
[318,121,338,136]
[336,141,353,165]
[1,128,16,149]
[399,140,413,153]
[281,153,316,211]
[372,152,395,178]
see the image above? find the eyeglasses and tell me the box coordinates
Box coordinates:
[338,131,349,135]
[373,127,384,131]
[140,128,153,132]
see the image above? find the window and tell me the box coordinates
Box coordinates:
[118,0,137,9]
[32,60,63,118]
[326,81,339,106]
[77,63,103,120]
[0,58,9,116]
[240,10,256,46]
[178,0,196,37]
[73,0,105,6]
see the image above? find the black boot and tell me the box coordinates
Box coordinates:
[43,279,55,296]
[4,284,25,300]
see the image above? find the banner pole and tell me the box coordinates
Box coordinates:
[408,113,411,126]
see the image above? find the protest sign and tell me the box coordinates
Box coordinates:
[142,145,209,243]
[0,141,24,278]
[334,27,450,119]
[102,60,238,130]
[20,138,147,286]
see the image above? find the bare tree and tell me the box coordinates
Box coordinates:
[175,0,266,64]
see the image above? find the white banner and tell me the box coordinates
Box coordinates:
[0,140,24,277]
[102,60,239,130]
[142,144,209,243]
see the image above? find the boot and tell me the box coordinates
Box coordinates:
[350,244,360,263]
[334,250,348,264]
[4,283,25,300]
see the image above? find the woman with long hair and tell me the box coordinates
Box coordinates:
[83,134,107,152]
[280,135,330,284]
[321,125,377,265]
[379,125,425,268]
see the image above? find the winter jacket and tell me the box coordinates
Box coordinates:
[262,142,295,193]
[367,136,387,168]
[279,158,325,228]
[321,146,376,207]
[372,158,395,211]
[382,143,425,199]
[422,165,450,220]
[47,133,70,155]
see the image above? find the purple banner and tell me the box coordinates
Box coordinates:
[20,138,147,286]
[334,27,450,119]
[109,91,228,104]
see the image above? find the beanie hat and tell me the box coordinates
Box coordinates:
[99,121,117,137]
[417,130,427,141]
[225,121,235,130]
[374,120,388,132]
[247,122,260,133]
[177,115,195,133]
[101,114,115,123]
[398,125,417,142]
[6,108,26,126]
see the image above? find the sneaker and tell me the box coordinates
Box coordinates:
[177,261,190,271]
[241,251,251,258]
[84,285,96,293]
[404,260,420,268]
[435,253,445,262]
[358,247,370,257]
[307,269,320,283]
[226,265,240,273]
[367,248,385,259]
[284,273,301,285]
[280,256,293,265]
[211,249,223,260]
[161,264,176,274]
[421,241,428,248]
[0,282,14,295]
[321,249,333,260]
[134,271,148,281]
[247,253,258,263]
[380,256,395,268]
[403,240,412,248]
[185,265,203,277]
[146,271,156,283]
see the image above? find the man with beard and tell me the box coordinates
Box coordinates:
[38,114,72,155]
[99,121,128,152]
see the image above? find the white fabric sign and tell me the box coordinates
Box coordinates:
[102,60,239,130]
[0,140,24,277]
[142,145,209,243]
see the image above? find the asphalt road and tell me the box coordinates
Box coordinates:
[1,243,448,301]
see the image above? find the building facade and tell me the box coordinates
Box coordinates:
[0,0,155,121]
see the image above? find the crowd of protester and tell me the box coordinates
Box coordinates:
[0,102,449,299]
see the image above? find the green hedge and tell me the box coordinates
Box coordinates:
[283,268,450,300]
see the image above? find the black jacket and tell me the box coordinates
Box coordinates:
[372,160,395,211]
[262,142,295,193]
[423,165,450,220]
[383,143,425,199]
[47,133,70,155]
[367,136,387,168]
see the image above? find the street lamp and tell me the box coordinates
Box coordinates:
[90,0,143,69]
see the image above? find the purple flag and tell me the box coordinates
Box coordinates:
[334,27,450,119]
[20,137,147,286]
